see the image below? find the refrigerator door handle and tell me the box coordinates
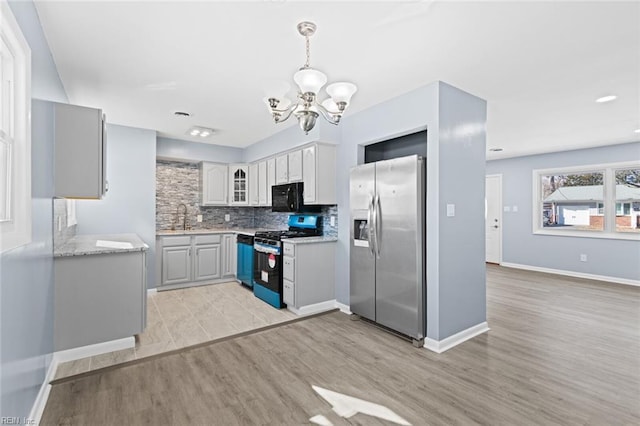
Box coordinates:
[372,193,381,259]
[367,196,375,257]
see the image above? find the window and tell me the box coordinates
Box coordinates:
[615,168,640,233]
[0,2,31,252]
[534,162,640,240]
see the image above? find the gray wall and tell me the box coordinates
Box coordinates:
[157,136,243,164]
[340,81,487,341]
[242,120,340,163]
[7,1,67,104]
[0,101,55,418]
[1,0,67,418]
[76,125,157,288]
[244,81,488,342]
[486,142,640,281]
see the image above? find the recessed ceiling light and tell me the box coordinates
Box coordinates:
[186,126,215,138]
[634,128,640,133]
[174,111,191,117]
[489,148,503,152]
[595,95,617,103]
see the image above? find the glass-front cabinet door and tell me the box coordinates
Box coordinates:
[229,164,249,205]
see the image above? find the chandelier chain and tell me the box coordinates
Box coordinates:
[305,35,310,68]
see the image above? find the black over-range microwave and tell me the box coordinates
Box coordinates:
[272,182,322,212]
[272,182,305,212]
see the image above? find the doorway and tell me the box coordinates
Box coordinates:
[485,174,502,264]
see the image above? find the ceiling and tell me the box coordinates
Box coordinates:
[34,1,639,159]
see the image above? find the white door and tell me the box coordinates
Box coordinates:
[485,174,502,264]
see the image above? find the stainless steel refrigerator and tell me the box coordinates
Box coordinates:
[350,155,426,344]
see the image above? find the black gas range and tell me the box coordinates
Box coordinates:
[252,215,322,308]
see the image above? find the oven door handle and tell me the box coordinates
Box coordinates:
[254,244,281,255]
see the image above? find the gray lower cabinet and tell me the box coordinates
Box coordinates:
[282,241,335,310]
[194,244,221,281]
[222,234,236,277]
[54,250,146,351]
[162,246,191,285]
[157,233,235,288]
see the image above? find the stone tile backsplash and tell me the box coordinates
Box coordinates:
[156,160,338,237]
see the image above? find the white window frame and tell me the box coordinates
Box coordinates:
[0,1,31,253]
[533,161,640,241]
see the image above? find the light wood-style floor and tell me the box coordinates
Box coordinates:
[42,265,640,425]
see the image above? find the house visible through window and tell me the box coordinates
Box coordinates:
[539,171,604,231]
[534,163,640,239]
[615,168,640,233]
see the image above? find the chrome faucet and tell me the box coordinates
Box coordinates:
[177,203,188,230]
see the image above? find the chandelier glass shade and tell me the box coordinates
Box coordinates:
[265,22,357,134]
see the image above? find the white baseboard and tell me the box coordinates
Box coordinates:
[500,262,640,287]
[54,336,135,364]
[334,302,352,315]
[28,356,58,425]
[147,288,157,295]
[288,300,337,316]
[424,322,490,354]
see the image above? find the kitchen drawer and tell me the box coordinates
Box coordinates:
[283,256,295,281]
[195,234,222,245]
[162,236,191,247]
[283,243,295,257]
[283,279,294,306]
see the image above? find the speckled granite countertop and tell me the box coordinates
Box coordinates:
[54,233,149,257]
[281,236,338,244]
[156,228,273,237]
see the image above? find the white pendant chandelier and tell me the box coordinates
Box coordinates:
[265,21,358,135]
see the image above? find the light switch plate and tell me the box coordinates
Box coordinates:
[225,214,230,222]
[196,215,203,223]
[512,205,519,212]
[503,206,511,212]
[446,204,455,217]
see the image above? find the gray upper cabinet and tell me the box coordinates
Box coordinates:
[267,158,276,205]
[302,143,337,205]
[201,162,228,206]
[275,154,288,184]
[54,103,106,199]
[258,160,268,206]
[275,149,302,184]
[249,163,259,206]
[288,149,303,182]
[229,164,249,205]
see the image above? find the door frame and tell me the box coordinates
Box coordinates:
[485,174,503,264]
